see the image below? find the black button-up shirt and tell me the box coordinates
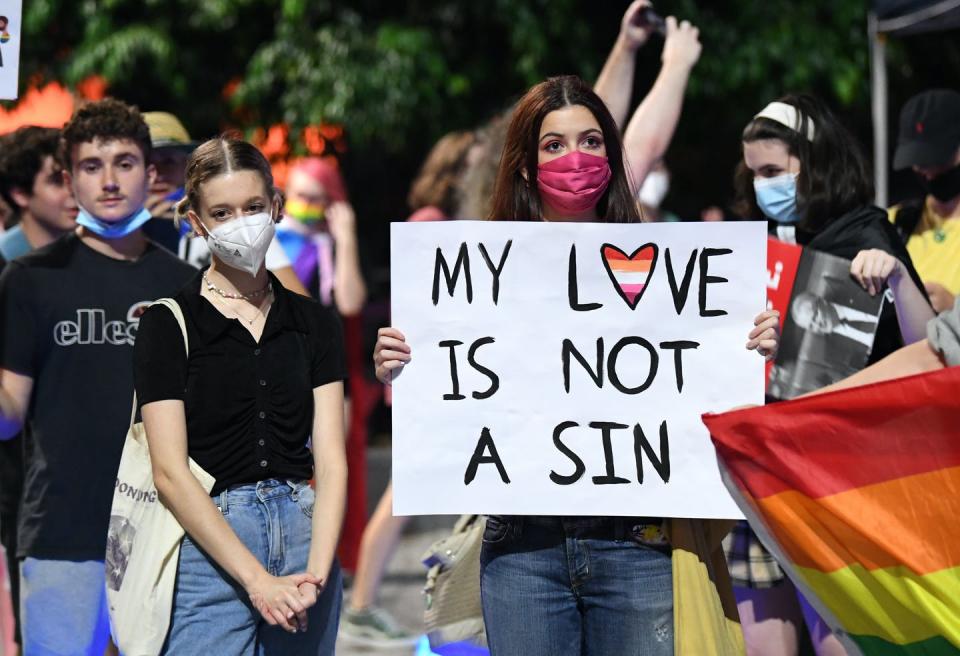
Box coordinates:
[134,270,346,495]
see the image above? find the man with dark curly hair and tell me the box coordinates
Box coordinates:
[0,126,77,258]
[0,98,195,654]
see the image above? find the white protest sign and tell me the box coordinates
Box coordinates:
[391,221,766,519]
[0,1,22,100]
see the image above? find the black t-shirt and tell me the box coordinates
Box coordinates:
[0,253,19,520]
[0,234,196,559]
[133,270,346,495]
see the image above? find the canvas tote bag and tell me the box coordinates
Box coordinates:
[421,514,487,649]
[106,298,215,656]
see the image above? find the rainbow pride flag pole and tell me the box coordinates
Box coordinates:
[703,366,960,655]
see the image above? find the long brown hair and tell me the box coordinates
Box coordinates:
[488,76,639,223]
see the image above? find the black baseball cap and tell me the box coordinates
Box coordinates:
[894,89,960,170]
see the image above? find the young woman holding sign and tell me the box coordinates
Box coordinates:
[374,75,779,655]
[134,137,346,654]
[730,94,929,656]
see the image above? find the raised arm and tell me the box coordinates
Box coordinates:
[622,16,701,189]
[0,369,32,440]
[594,0,656,129]
[326,201,367,316]
[142,400,320,633]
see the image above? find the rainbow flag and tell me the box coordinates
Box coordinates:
[703,366,960,655]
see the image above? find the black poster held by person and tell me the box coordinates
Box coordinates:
[769,249,886,400]
[390,221,766,519]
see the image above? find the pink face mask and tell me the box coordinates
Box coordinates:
[537,151,612,214]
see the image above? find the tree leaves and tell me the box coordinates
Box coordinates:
[65,25,173,85]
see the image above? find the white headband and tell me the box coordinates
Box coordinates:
[754,102,816,141]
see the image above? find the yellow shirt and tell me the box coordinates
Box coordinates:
[889,200,960,295]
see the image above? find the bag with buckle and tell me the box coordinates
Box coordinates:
[421,514,487,649]
[106,298,215,656]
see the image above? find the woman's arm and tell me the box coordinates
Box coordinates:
[593,1,654,129]
[803,339,945,396]
[305,382,348,585]
[850,248,935,345]
[622,16,701,189]
[327,202,367,316]
[142,400,319,632]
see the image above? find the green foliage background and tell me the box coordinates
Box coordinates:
[13,0,960,274]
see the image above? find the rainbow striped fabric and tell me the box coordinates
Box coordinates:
[703,366,960,655]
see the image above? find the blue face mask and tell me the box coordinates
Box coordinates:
[76,205,153,239]
[753,173,801,224]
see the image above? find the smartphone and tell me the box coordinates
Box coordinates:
[632,6,666,35]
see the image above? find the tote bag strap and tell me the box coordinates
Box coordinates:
[127,298,190,428]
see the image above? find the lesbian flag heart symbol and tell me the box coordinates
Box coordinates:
[600,243,659,309]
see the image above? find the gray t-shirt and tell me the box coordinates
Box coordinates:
[927,298,960,367]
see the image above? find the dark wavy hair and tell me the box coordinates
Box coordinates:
[489,75,640,223]
[59,98,153,172]
[733,94,873,233]
[0,126,61,213]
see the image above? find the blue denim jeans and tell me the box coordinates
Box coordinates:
[161,479,342,655]
[19,558,111,656]
[480,516,673,656]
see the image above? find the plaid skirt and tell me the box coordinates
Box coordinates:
[722,520,786,588]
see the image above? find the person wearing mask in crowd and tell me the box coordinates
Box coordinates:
[341,129,477,647]
[374,75,779,656]
[0,98,196,654]
[134,136,346,654]
[455,1,701,224]
[887,89,960,314]
[277,158,366,314]
[0,124,78,653]
[729,93,928,656]
[636,160,679,222]
[142,112,309,296]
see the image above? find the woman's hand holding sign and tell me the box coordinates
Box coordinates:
[375,327,411,384]
[747,309,781,361]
